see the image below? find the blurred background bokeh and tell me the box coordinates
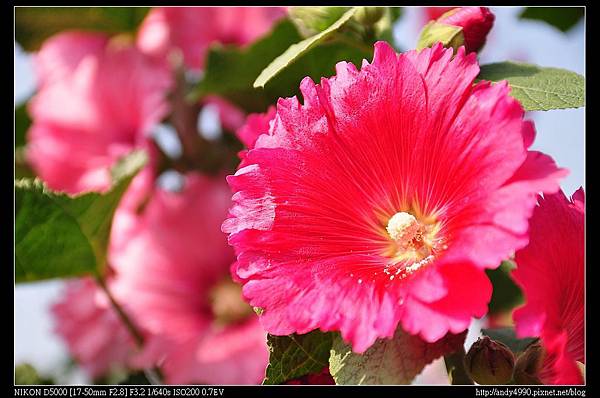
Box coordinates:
[14,6,584,384]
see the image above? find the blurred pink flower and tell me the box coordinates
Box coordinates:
[137,7,285,70]
[223,42,567,353]
[27,32,172,194]
[110,172,268,384]
[51,277,137,379]
[512,188,585,385]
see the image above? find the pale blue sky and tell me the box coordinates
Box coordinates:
[14,6,585,382]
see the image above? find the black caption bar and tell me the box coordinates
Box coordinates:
[12,385,590,398]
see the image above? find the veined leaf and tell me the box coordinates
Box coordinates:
[478,62,584,111]
[263,331,334,385]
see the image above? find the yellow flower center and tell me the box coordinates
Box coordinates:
[386,212,422,247]
[384,210,442,268]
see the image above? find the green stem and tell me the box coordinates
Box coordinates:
[444,347,474,385]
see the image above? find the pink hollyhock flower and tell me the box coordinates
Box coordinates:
[435,7,495,53]
[51,277,136,379]
[223,42,567,353]
[512,188,585,385]
[137,7,285,71]
[110,172,268,384]
[27,32,172,194]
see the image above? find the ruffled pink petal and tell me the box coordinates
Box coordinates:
[235,106,276,151]
[400,260,492,343]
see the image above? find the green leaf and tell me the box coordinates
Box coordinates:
[254,8,358,89]
[192,18,371,113]
[330,328,466,385]
[263,331,334,385]
[15,7,150,51]
[520,7,584,33]
[477,62,584,111]
[481,328,538,354]
[486,261,523,314]
[15,151,147,283]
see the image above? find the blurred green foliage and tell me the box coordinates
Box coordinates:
[15,363,55,385]
[193,18,372,113]
[486,261,523,314]
[520,7,584,32]
[15,7,149,51]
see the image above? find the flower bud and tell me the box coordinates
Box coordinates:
[354,7,386,27]
[465,336,516,385]
[513,340,544,385]
[417,21,465,52]
[288,7,350,37]
[417,7,495,53]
